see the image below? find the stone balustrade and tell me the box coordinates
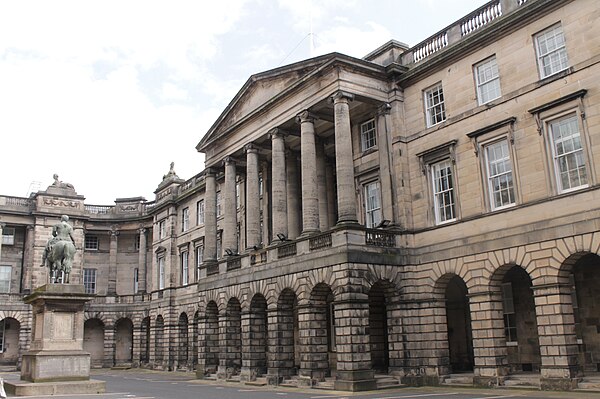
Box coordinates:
[401,0,525,65]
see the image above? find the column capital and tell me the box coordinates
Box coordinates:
[222,156,236,166]
[331,90,354,104]
[204,167,217,177]
[244,143,258,153]
[268,127,288,139]
[109,228,120,237]
[377,102,392,116]
[0,222,5,229]
[295,110,317,124]
[26,225,34,231]
[138,227,147,235]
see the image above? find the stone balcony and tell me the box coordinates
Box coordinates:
[202,224,404,281]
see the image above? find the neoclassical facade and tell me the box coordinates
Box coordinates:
[1,0,600,391]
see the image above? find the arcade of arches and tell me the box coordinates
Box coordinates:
[71,250,600,388]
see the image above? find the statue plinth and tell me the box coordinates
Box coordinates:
[5,284,106,396]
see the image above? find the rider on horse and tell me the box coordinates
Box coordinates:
[42,215,76,283]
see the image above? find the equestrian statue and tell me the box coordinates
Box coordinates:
[42,215,76,283]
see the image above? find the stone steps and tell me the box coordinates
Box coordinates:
[313,377,335,390]
[245,377,268,386]
[441,373,474,387]
[375,374,403,389]
[576,375,600,391]
[502,373,540,389]
[280,376,300,388]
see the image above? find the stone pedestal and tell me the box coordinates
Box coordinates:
[5,284,106,396]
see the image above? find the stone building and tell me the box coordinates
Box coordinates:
[1,0,599,391]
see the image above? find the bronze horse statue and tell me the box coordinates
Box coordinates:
[42,215,76,284]
[45,240,76,283]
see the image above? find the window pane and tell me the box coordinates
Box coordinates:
[360,119,377,151]
[424,83,446,127]
[536,24,569,78]
[550,115,587,192]
[364,181,382,228]
[485,139,515,209]
[476,57,501,104]
[431,160,456,223]
[0,266,11,293]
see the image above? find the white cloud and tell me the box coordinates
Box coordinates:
[314,21,392,58]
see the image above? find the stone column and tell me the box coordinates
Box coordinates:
[22,225,35,294]
[105,322,116,367]
[241,309,268,381]
[108,229,119,295]
[204,169,218,263]
[0,223,4,263]
[297,303,328,383]
[223,157,238,253]
[286,152,301,240]
[296,110,320,235]
[386,299,406,375]
[331,91,358,225]
[316,138,330,231]
[533,283,579,390]
[138,228,147,293]
[333,296,376,391]
[270,128,288,241]
[266,307,292,384]
[376,103,397,223]
[261,161,270,245]
[325,162,337,228]
[132,322,141,368]
[469,291,509,387]
[245,144,261,249]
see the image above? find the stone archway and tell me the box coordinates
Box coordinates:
[445,275,474,373]
[368,281,395,374]
[275,288,299,378]
[84,318,105,368]
[501,266,541,372]
[251,294,269,376]
[115,318,133,365]
[569,253,600,373]
[0,317,20,366]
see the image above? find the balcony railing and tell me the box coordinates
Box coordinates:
[309,232,332,251]
[85,204,113,215]
[277,242,297,258]
[0,195,31,210]
[227,257,242,271]
[365,229,396,248]
[401,0,528,65]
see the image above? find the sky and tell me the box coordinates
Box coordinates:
[1,0,488,204]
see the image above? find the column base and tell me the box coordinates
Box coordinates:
[473,375,503,388]
[335,219,359,226]
[334,370,376,391]
[240,366,263,382]
[299,229,320,238]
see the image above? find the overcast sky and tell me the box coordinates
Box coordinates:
[1,0,487,204]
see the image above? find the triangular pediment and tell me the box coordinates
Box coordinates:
[197,54,339,151]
